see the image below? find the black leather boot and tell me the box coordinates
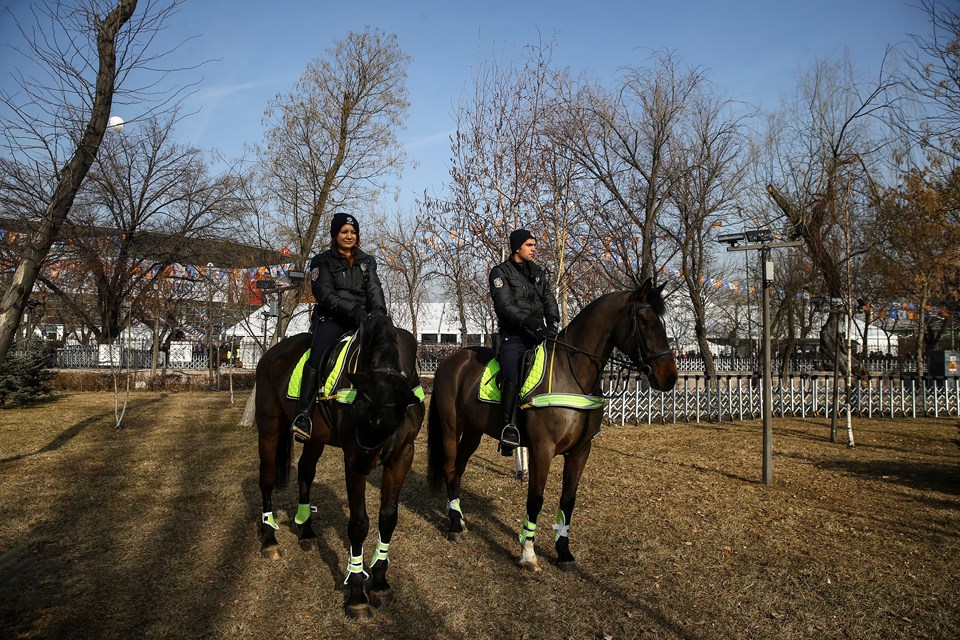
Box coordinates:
[291,364,319,443]
[499,380,520,456]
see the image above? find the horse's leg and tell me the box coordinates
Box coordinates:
[258,421,282,560]
[445,429,482,542]
[368,443,414,608]
[342,464,372,620]
[517,447,551,573]
[554,442,591,573]
[295,442,324,552]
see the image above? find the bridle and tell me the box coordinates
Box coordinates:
[351,366,410,455]
[551,300,673,397]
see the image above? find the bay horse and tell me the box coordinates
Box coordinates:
[255,313,425,619]
[427,279,677,573]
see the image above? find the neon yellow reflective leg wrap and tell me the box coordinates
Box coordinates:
[261,512,278,530]
[518,518,536,544]
[552,508,570,542]
[343,548,368,584]
[372,534,390,565]
[295,503,316,525]
[447,498,463,517]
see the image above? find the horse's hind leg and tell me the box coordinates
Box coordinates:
[445,429,482,542]
[295,443,324,552]
[368,443,414,608]
[258,427,282,560]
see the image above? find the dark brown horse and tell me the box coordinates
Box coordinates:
[427,279,677,572]
[255,313,424,619]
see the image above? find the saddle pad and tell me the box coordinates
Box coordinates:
[478,343,546,403]
[287,338,426,406]
[287,332,356,401]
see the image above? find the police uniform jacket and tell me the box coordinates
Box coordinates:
[309,248,387,325]
[489,258,560,337]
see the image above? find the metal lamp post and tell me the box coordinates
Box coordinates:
[718,228,802,485]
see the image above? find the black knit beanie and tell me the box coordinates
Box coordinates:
[509,228,534,254]
[330,213,359,239]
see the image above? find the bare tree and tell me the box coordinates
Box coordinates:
[373,208,436,340]
[44,112,243,343]
[555,50,705,286]
[900,0,960,163]
[256,28,411,337]
[0,0,195,368]
[665,85,750,375]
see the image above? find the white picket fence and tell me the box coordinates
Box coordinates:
[602,373,960,424]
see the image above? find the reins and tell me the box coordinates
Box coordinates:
[547,300,672,399]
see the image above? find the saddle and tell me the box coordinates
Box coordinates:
[288,330,361,403]
[478,342,605,411]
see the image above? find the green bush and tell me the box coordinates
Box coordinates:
[0,339,57,408]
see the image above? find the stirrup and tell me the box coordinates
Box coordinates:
[499,423,520,456]
[291,414,313,443]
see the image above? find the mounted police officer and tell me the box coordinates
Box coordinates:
[291,212,387,442]
[488,228,560,455]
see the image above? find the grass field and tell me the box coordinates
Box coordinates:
[0,391,958,639]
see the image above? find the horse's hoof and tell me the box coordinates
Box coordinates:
[299,538,319,552]
[368,588,394,608]
[260,545,282,561]
[344,603,372,620]
[447,531,464,543]
[555,560,580,574]
[519,560,542,574]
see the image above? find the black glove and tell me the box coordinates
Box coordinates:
[349,305,368,326]
[533,326,550,342]
[544,323,559,340]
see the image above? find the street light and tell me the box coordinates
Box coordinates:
[719,228,803,486]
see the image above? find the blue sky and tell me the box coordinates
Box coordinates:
[0,0,931,211]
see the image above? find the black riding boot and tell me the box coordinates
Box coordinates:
[291,364,319,443]
[499,380,521,456]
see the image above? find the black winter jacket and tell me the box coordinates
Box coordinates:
[489,258,560,338]
[308,248,387,326]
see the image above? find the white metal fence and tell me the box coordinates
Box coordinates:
[602,373,960,424]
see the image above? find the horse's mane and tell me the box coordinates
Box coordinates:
[362,313,400,369]
[568,284,666,331]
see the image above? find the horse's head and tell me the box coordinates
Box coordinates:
[344,367,419,458]
[617,279,678,391]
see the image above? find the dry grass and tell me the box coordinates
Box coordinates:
[0,391,958,639]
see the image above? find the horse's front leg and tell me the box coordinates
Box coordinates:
[343,464,371,620]
[296,442,324,552]
[368,442,414,608]
[554,442,591,573]
[517,448,551,573]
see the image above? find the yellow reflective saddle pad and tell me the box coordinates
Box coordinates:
[288,331,358,403]
[478,343,546,403]
[287,331,425,405]
[478,342,605,411]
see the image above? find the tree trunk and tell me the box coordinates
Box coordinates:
[0,0,138,368]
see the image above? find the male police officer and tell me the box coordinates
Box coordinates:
[488,228,560,455]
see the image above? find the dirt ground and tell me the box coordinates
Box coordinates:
[0,391,957,639]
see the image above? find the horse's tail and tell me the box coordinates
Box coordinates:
[426,395,446,494]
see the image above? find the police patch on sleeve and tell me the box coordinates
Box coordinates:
[493,277,504,289]
[310,267,320,281]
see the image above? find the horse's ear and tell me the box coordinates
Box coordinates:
[656,281,667,295]
[633,277,653,302]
